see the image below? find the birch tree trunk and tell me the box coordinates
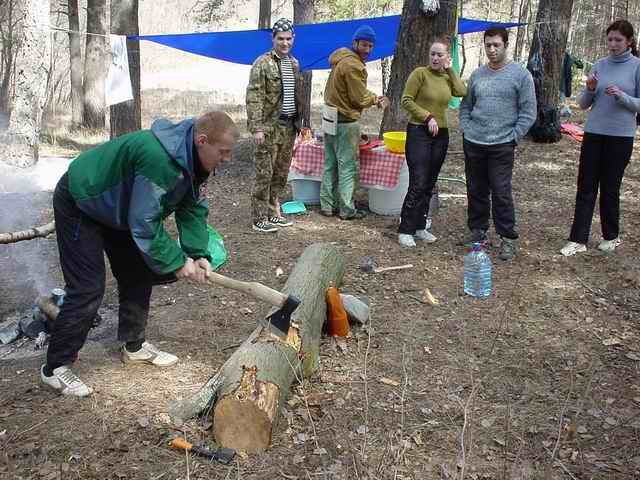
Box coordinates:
[2,0,50,167]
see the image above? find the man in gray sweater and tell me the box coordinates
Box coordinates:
[459,27,536,261]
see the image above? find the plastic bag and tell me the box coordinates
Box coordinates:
[206,225,227,270]
[178,224,228,271]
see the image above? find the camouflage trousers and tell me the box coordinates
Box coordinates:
[251,121,296,222]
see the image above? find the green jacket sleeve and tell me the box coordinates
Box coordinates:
[175,190,211,262]
[401,69,430,122]
[128,175,187,275]
[246,58,266,134]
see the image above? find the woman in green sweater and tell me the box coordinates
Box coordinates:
[398,37,467,248]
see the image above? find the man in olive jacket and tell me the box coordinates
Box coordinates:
[40,111,239,397]
[246,18,303,233]
[320,25,388,220]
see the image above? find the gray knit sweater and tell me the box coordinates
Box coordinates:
[580,50,640,138]
[459,62,536,145]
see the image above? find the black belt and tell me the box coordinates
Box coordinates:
[278,114,295,121]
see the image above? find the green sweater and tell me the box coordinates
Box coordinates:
[401,66,467,128]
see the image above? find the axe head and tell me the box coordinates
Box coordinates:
[212,447,236,465]
[265,295,300,338]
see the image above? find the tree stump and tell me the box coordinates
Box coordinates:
[169,243,345,453]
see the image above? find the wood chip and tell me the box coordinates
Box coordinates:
[379,377,401,387]
[423,288,440,306]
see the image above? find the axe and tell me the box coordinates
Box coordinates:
[170,437,236,465]
[206,271,299,338]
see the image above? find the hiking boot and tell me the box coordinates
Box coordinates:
[252,219,279,233]
[597,237,621,252]
[498,237,517,261]
[398,234,416,248]
[121,342,178,367]
[339,210,367,220]
[318,209,337,217]
[40,365,93,397]
[268,216,293,227]
[415,229,437,243]
[459,229,487,247]
[560,241,587,257]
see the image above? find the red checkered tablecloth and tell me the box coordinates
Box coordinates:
[291,142,405,190]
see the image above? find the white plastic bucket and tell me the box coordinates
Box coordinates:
[290,179,321,205]
[368,160,409,216]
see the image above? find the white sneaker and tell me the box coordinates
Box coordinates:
[40,365,93,397]
[560,241,587,257]
[398,234,416,248]
[121,342,178,367]
[415,229,437,243]
[598,238,621,252]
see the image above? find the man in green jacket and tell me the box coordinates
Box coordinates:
[320,25,389,220]
[246,18,302,233]
[40,111,239,397]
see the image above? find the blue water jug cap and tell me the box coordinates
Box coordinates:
[471,241,484,252]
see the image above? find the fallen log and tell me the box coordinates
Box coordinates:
[168,242,345,453]
[0,221,55,244]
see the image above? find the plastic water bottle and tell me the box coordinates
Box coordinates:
[464,242,492,297]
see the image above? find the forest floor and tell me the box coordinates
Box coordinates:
[1,104,640,480]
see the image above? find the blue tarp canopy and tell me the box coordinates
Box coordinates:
[132,15,523,71]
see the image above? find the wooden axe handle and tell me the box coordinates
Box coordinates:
[206,271,287,307]
[373,264,414,273]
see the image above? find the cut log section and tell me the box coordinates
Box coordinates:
[169,242,345,453]
[0,221,55,244]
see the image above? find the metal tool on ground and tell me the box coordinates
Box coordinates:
[170,437,236,464]
[359,258,414,274]
[205,272,299,338]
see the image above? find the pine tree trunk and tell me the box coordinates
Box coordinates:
[109,0,141,138]
[212,243,345,453]
[380,1,457,135]
[294,0,313,129]
[527,0,574,143]
[82,0,106,129]
[514,0,530,62]
[0,0,19,128]
[2,0,50,167]
[68,0,83,129]
[258,0,272,29]
[168,243,345,450]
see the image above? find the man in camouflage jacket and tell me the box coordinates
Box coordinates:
[246,18,303,233]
